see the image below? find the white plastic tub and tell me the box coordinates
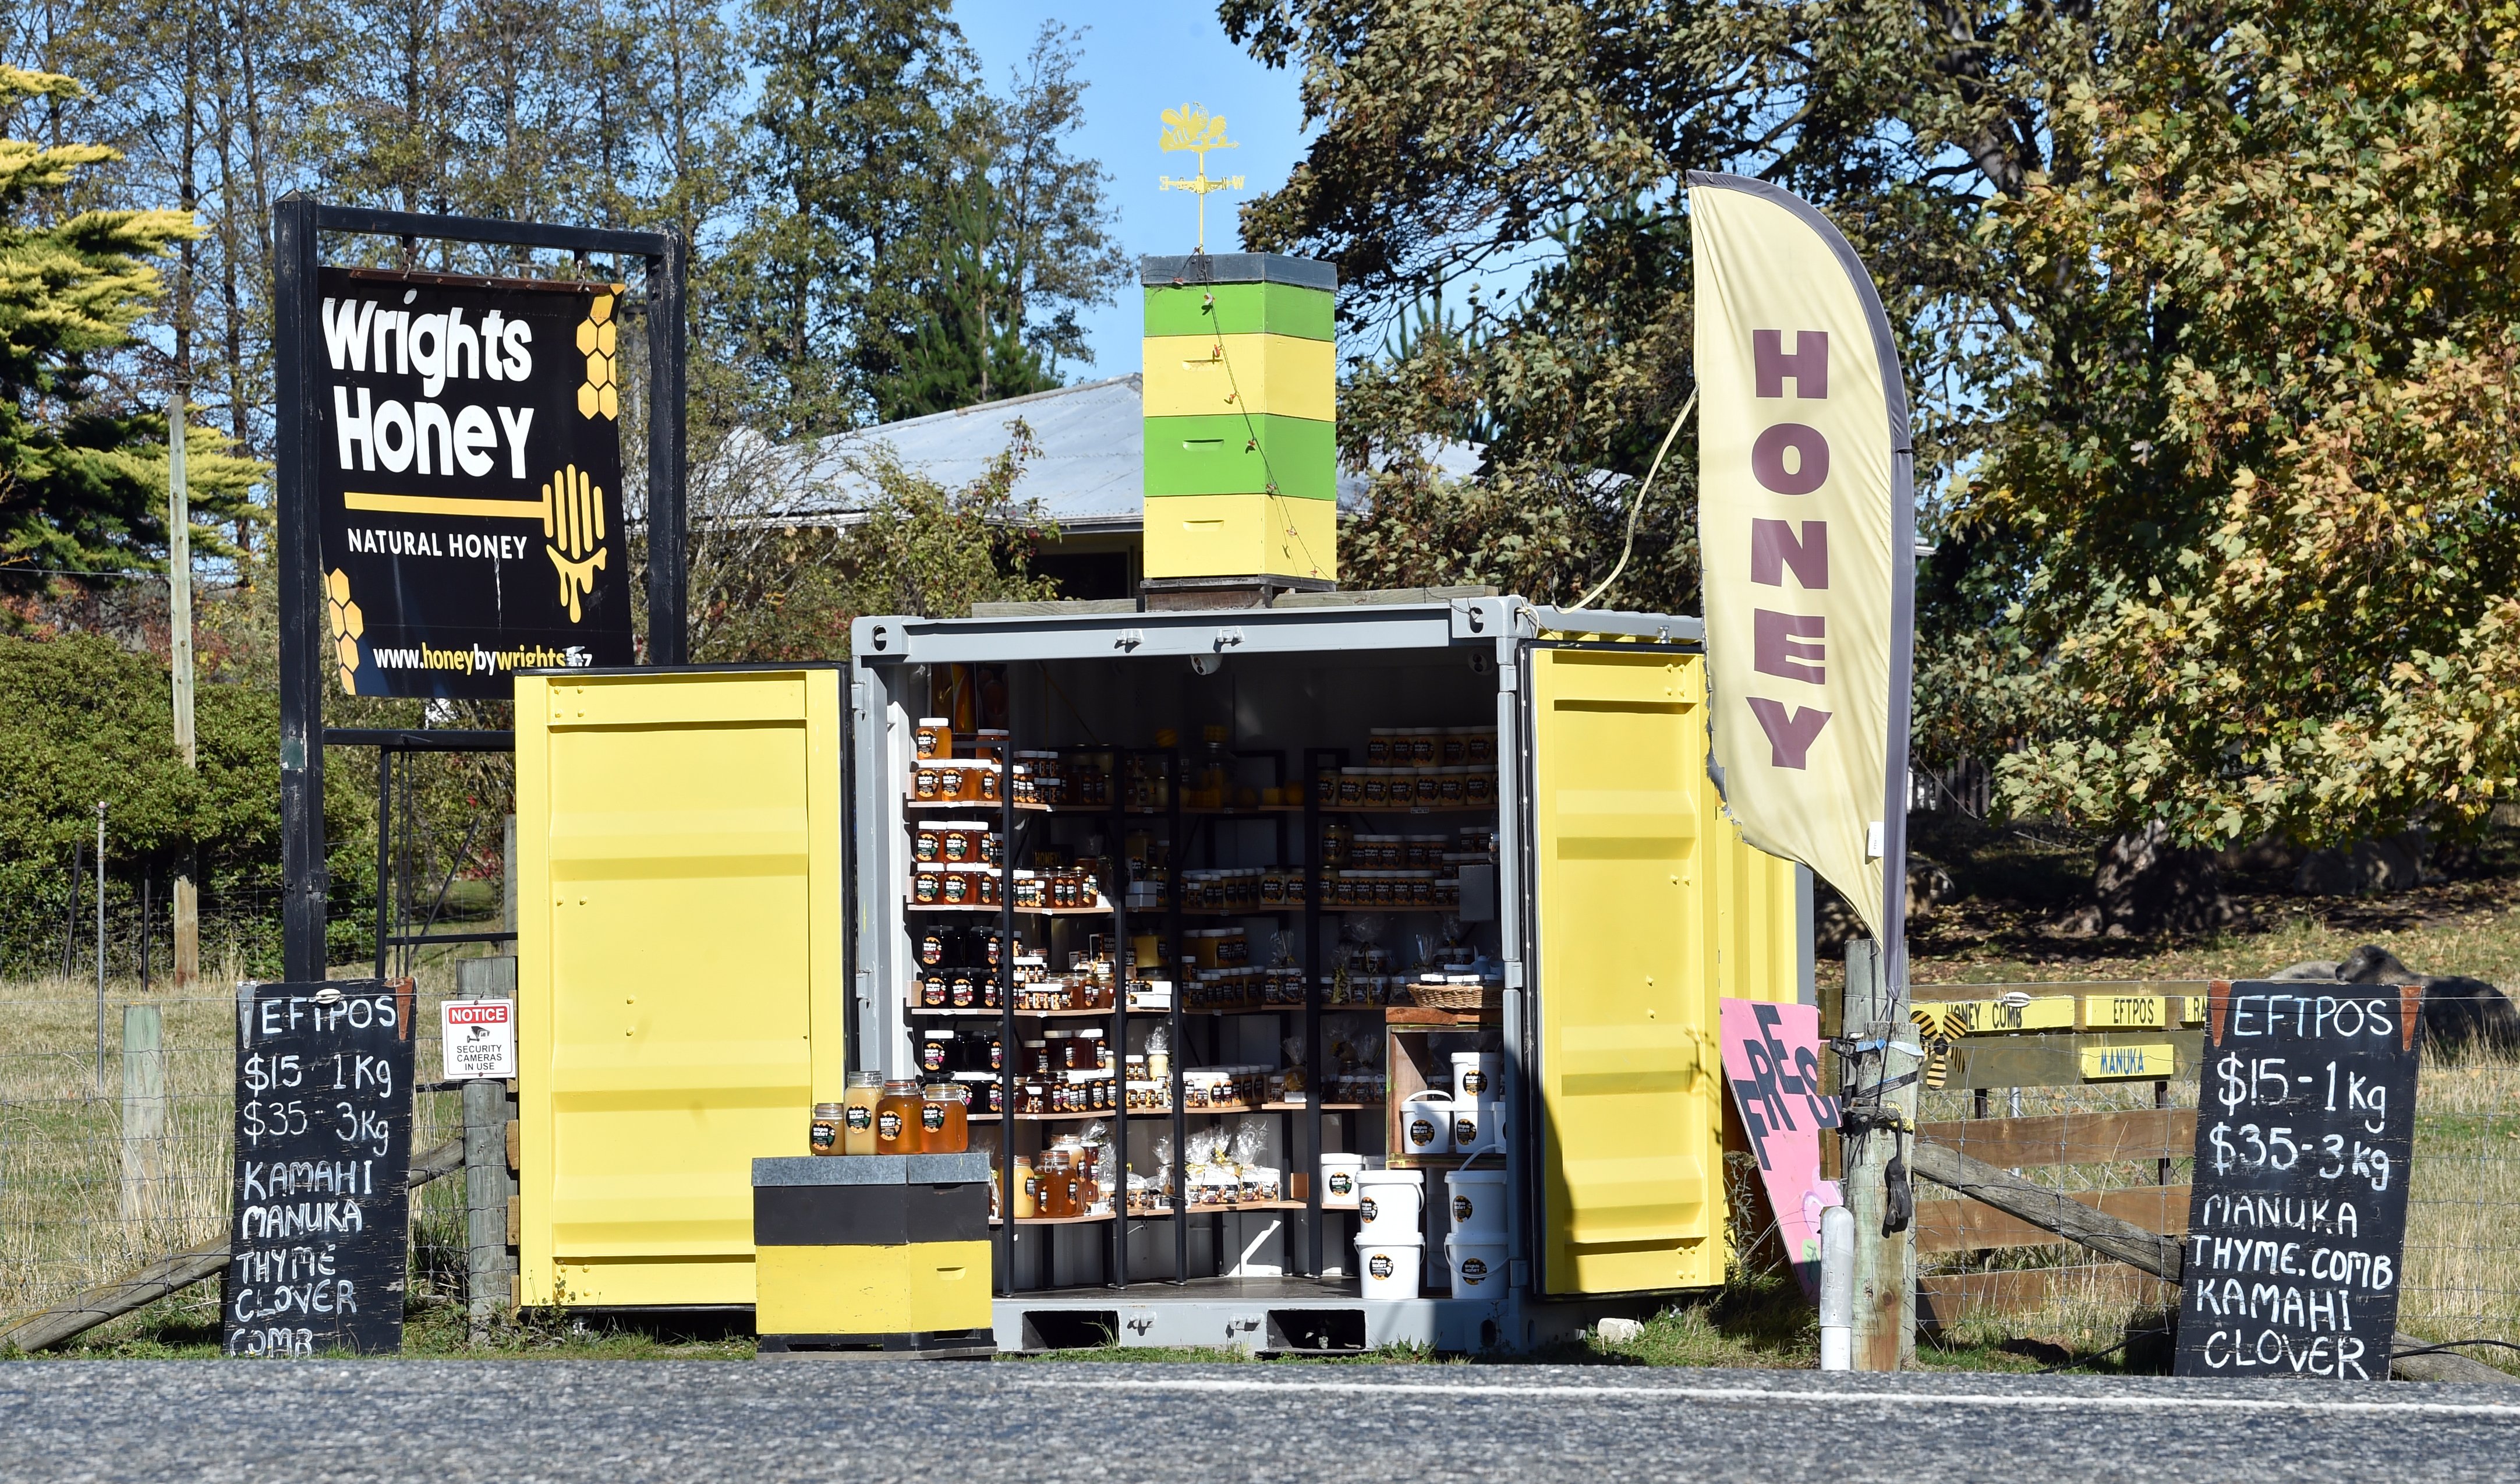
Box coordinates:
[1448,1099,1504,1154]
[1444,1236,1507,1297]
[1357,1235,1424,1300]
[1451,1052,1501,1106]
[1400,1090,1454,1157]
[1445,1168,1507,1240]
[1319,1153,1366,1210]
[1355,1168,1424,1241]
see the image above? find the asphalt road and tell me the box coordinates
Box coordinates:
[8,1360,2520,1483]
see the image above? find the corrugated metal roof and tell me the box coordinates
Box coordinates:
[747,374,1149,532]
[727,373,1483,533]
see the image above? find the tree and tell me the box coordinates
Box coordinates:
[1944,1,2520,850]
[0,65,261,581]
[685,425,1058,662]
[879,177,1055,419]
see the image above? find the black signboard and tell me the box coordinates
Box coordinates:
[314,266,632,697]
[2175,980,2423,1380]
[222,979,416,1356]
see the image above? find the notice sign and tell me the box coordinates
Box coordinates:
[2174,980,2423,1380]
[1719,999,1842,1299]
[314,267,632,697]
[222,980,415,1357]
[440,998,516,1080]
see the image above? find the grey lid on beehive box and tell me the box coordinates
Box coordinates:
[1138,252,1336,290]
[753,1153,994,1186]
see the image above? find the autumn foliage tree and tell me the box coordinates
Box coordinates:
[1946,2,2520,849]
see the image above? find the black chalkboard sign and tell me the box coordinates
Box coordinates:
[2175,980,2423,1380]
[222,979,416,1356]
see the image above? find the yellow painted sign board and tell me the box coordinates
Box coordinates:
[2080,1041,2177,1080]
[2079,994,2168,1030]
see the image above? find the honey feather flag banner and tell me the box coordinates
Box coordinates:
[1687,172,1916,988]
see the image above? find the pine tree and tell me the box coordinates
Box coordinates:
[879,178,1053,419]
[0,65,260,580]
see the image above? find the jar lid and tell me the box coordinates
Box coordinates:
[847,1070,884,1086]
[813,1102,844,1115]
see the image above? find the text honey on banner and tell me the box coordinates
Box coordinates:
[314,268,635,698]
[1687,172,1916,980]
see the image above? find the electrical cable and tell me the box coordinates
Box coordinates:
[1566,388,1696,612]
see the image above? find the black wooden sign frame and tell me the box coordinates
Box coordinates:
[272,199,687,981]
[222,978,417,1356]
[2175,978,2425,1380]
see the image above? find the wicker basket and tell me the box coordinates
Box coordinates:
[1408,981,1503,1012]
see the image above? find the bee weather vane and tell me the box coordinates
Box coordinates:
[1158,104,1244,253]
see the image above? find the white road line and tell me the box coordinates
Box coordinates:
[1024,1375,2520,1418]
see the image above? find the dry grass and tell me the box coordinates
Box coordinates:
[0,953,486,1334]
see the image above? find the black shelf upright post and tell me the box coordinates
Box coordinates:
[1166,748,1187,1284]
[995,720,1018,1298]
[1107,752,1128,1289]
[1302,747,1331,1278]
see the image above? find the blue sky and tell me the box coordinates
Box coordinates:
[951,0,1314,379]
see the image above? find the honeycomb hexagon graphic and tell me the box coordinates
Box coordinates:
[324,568,364,693]
[576,289,622,420]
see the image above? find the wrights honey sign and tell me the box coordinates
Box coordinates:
[1688,172,1917,983]
[313,268,633,697]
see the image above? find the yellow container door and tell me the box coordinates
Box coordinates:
[1530,647,1726,1296]
[516,669,846,1307]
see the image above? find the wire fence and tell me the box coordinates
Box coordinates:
[0,960,489,1339]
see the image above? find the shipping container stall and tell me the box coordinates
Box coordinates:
[850,596,1806,1353]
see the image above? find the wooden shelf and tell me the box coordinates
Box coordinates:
[969,1110,1126,1123]
[1265,1101,1382,1111]
[1135,1199,1311,1216]
[905,900,1114,916]
[905,798,1050,813]
[1385,1005,1500,1027]
[904,1004,1112,1018]
[991,1212,1116,1227]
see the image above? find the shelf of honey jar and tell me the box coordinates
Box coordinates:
[909,720,1498,815]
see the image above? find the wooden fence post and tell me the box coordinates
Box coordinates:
[118,1005,166,1227]
[1843,938,1918,1369]
[464,1074,520,1338]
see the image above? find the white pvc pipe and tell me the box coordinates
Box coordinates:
[1818,1203,1854,1372]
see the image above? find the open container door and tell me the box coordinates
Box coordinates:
[1527,645,1728,1296]
[516,668,848,1307]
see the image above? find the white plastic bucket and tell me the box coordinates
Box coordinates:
[1354,1168,1424,1240]
[1445,1168,1508,1240]
[1449,1100,1505,1154]
[1319,1153,1366,1210]
[1444,1236,1507,1297]
[1356,1236,1423,1301]
[1400,1091,1455,1157]
[1451,1052,1501,1106]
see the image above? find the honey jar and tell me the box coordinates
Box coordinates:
[914,827,942,863]
[1013,1156,1038,1218]
[915,766,941,801]
[919,1082,968,1154]
[810,1101,844,1155]
[922,973,948,1007]
[875,1078,924,1154]
[915,718,952,760]
[842,1070,883,1155]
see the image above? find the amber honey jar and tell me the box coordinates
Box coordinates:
[875,1078,925,1154]
[919,1083,968,1154]
[915,718,953,759]
[1013,1156,1039,1218]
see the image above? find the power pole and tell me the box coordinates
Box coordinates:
[168,390,199,987]
[95,803,108,1097]
[1842,936,1917,1369]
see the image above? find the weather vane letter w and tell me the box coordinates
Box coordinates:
[1158,104,1244,253]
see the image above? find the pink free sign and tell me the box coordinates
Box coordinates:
[1719,998,1842,1299]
